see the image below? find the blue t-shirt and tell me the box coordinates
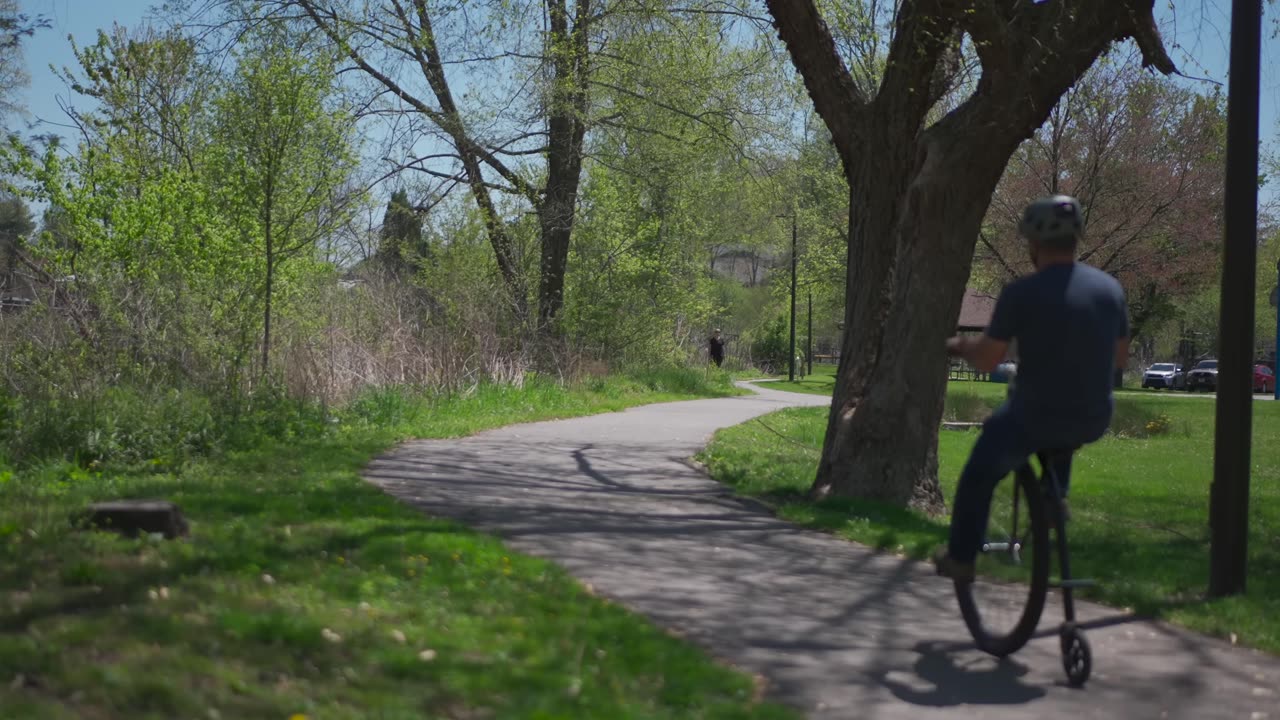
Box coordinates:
[986,262,1129,443]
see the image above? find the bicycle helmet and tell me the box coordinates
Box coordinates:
[1018,195,1084,249]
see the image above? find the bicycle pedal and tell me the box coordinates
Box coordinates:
[1050,578,1096,589]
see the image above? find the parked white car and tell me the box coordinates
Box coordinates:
[1141,362,1184,390]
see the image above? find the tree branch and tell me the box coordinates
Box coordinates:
[875,0,961,126]
[401,0,543,207]
[761,0,865,170]
[978,229,1020,281]
[408,166,521,195]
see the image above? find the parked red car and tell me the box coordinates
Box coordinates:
[1256,364,1276,394]
[1186,360,1275,393]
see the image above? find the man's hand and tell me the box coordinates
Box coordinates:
[945,333,1009,373]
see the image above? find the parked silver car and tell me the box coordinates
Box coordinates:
[1141,362,1184,390]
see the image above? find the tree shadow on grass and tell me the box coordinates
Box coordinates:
[746,489,948,560]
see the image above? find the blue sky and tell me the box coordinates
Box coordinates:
[1156,0,1280,137]
[15,1,1280,164]
[20,0,160,131]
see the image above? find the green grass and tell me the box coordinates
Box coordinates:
[758,363,838,395]
[765,363,1175,397]
[700,387,1280,655]
[0,370,794,720]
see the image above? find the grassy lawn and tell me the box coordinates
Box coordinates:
[759,363,838,395]
[0,372,794,720]
[765,363,1196,397]
[700,385,1280,655]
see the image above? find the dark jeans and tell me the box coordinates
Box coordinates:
[947,405,1101,564]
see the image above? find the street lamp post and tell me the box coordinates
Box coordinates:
[1274,258,1279,401]
[807,289,813,377]
[788,213,797,383]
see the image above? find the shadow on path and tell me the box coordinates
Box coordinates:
[364,387,1280,719]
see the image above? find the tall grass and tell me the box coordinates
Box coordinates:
[0,363,780,720]
[0,365,739,478]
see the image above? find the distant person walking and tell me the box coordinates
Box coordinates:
[708,329,725,367]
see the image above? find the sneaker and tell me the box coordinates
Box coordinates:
[932,546,975,582]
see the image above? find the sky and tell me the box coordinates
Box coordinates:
[20,0,160,133]
[13,1,1280,178]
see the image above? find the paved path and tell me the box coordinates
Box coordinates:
[364,383,1279,720]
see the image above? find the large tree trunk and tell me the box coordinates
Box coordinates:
[537,106,585,325]
[536,0,590,328]
[537,186,576,327]
[764,0,1176,513]
[816,129,1017,512]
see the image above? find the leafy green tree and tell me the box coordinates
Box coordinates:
[0,192,33,292]
[377,189,425,276]
[56,26,214,174]
[7,27,245,378]
[248,0,777,339]
[37,203,74,251]
[561,8,791,361]
[210,28,360,373]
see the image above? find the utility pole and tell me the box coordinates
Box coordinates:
[789,212,797,383]
[1274,258,1279,401]
[807,289,813,377]
[1210,0,1262,598]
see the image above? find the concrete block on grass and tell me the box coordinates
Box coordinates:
[73,500,190,539]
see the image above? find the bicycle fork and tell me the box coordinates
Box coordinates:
[1043,459,1095,687]
[1043,465,1091,616]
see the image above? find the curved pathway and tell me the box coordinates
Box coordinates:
[364,383,1278,719]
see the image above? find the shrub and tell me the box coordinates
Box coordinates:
[0,383,329,470]
[747,315,789,373]
[626,365,733,395]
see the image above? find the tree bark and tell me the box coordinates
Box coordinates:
[537,0,590,328]
[817,125,1015,511]
[764,0,1176,513]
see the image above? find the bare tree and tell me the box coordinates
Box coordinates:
[264,0,590,329]
[979,50,1225,348]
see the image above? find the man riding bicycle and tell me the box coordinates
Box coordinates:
[934,195,1130,582]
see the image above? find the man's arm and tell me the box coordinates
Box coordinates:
[947,282,1015,372]
[946,335,1009,373]
[1115,285,1131,372]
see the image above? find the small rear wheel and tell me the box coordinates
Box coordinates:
[955,465,1050,657]
[1061,625,1092,687]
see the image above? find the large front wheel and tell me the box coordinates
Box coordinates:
[955,464,1051,656]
